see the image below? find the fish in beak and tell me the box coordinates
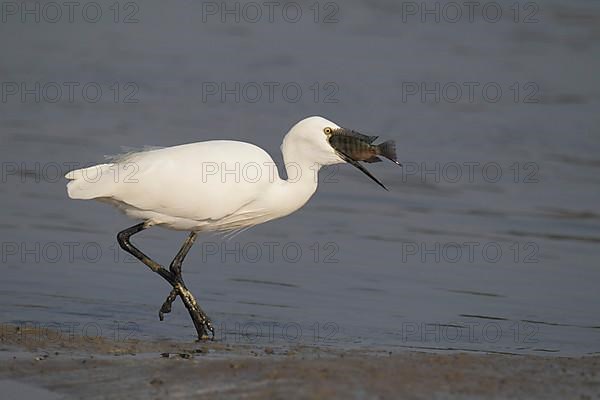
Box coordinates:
[326,128,401,191]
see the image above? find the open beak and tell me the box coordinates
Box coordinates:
[328,128,389,191]
[336,150,389,191]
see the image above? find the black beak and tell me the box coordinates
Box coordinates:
[335,149,389,191]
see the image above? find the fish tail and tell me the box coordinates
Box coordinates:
[376,140,401,166]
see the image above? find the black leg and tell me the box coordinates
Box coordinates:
[170,231,198,276]
[117,222,174,283]
[117,223,213,340]
[159,231,197,318]
[159,232,214,339]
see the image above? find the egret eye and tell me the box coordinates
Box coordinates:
[324,127,333,135]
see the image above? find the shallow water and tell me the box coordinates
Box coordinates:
[1,0,599,356]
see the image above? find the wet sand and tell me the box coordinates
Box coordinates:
[1,324,598,399]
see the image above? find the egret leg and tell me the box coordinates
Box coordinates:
[159,232,197,317]
[116,222,174,282]
[158,232,215,340]
[117,223,214,341]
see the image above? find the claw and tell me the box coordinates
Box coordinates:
[205,320,215,341]
[197,322,214,341]
[159,289,178,321]
[195,313,215,341]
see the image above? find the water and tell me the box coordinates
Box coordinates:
[1,0,599,356]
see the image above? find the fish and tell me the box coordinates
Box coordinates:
[326,127,402,191]
[327,129,401,165]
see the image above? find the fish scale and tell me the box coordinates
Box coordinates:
[327,128,400,165]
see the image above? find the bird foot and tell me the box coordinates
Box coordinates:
[158,288,178,321]
[175,282,214,341]
[158,282,214,341]
[196,321,215,341]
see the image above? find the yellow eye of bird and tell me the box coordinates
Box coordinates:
[324,127,332,134]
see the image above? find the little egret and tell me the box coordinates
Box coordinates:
[65,116,400,340]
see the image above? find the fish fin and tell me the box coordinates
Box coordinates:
[364,156,383,163]
[376,140,401,166]
[334,129,378,144]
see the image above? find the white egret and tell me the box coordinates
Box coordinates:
[65,116,400,340]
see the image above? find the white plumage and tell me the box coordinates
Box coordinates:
[65,115,398,340]
[66,116,346,232]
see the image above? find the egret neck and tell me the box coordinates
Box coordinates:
[264,132,324,220]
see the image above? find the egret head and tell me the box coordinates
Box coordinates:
[282,116,345,166]
[282,116,399,190]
